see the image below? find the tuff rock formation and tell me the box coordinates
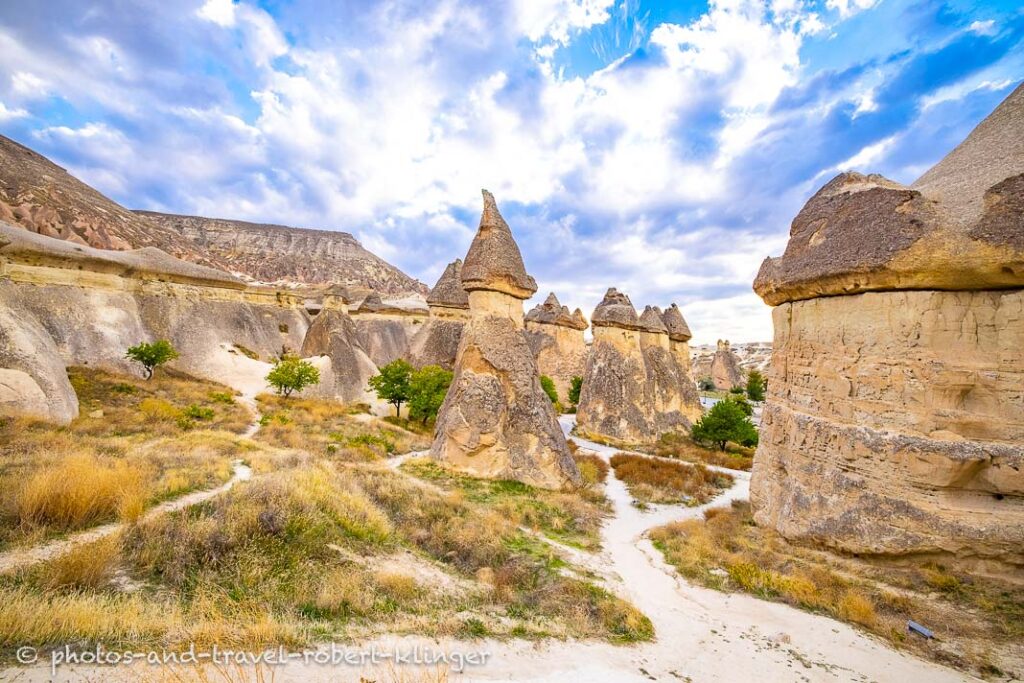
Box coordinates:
[524,292,589,401]
[408,259,470,370]
[0,222,310,423]
[430,191,580,489]
[750,83,1024,567]
[350,293,426,367]
[300,309,380,405]
[576,289,702,444]
[710,339,744,390]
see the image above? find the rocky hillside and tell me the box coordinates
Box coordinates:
[137,212,427,295]
[0,133,425,295]
[692,341,771,382]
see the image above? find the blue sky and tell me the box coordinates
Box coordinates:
[0,0,1021,343]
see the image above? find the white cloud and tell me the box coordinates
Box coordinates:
[0,101,28,121]
[515,0,615,45]
[825,0,878,20]
[197,0,236,27]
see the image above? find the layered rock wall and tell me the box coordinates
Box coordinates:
[0,222,310,423]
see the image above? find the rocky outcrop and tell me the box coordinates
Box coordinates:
[710,339,744,390]
[693,341,772,380]
[576,289,702,445]
[524,292,588,401]
[0,222,311,423]
[299,309,380,404]
[408,259,470,370]
[349,293,426,367]
[139,211,427,295]
[430,191,580,489]
[750,83,1024,567]
[0,134,426,295]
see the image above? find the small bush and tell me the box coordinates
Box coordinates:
[125,340,179,380]
[267,356,321,398]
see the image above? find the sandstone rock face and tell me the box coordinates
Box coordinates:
[300,309,380,404]
[409,259,470,370]
[693,341,772,380]
[349,293,425,367]
[524,292,589,401]
[751,84,1024,567]
[431,192,580,489]
[576,290,702,445]
[710,339,744,390]
[0,221,311,423]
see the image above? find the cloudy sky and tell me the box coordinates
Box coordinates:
[0,0,1021,343]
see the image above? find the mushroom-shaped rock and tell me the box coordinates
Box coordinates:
[525,292,562,324]
[750,82,1024,566]
[591,288,640,329]
[524,292,590,401]
[426,259,469,310]
[461,190,538,299]
[661,304,692,342]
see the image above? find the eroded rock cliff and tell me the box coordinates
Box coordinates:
[408,259,469,371]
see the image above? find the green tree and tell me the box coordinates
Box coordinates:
[266,356,320,398]
[125,340,179,380]
[746,369,766,402]
[408,365,453,424]
[698,376,715,392]
[568,375,583,406]
[691,400,759,451]
[727,394,754,416]
[368,359,414,416]
[539,375,559,405]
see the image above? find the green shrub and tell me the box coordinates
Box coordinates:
[266,356,320,398]
[540,375,558,405]
[691,400,758,451]
[125,340,179,380]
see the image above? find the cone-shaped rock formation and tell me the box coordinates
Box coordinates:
[430,192,580,489]
[710,339,743,390]
[750,83,1024,567]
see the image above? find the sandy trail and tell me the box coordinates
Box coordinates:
[2,416,974,682]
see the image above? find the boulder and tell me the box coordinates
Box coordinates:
[524,292,589,401]
[430,191,580,489]
[750,83,1024,568]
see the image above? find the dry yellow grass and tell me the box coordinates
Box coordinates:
[255,394,430,458]
[650,432,754,471]
[0,368,256,550]
[16,453,149,529]
[650,501,1023,678]
[610,453,733,505]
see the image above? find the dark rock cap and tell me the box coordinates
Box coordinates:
[638,306,668,334]
[591,287,640,329]
[525,292,588,330]
[754,83,1024,306]
[661,303,692,342]
[461,190,538,299]
[426,258,469,309]
[356,292,386,312]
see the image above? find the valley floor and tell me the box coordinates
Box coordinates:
[1,409,982,682]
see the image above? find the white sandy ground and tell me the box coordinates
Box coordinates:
[1,416,974,682]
